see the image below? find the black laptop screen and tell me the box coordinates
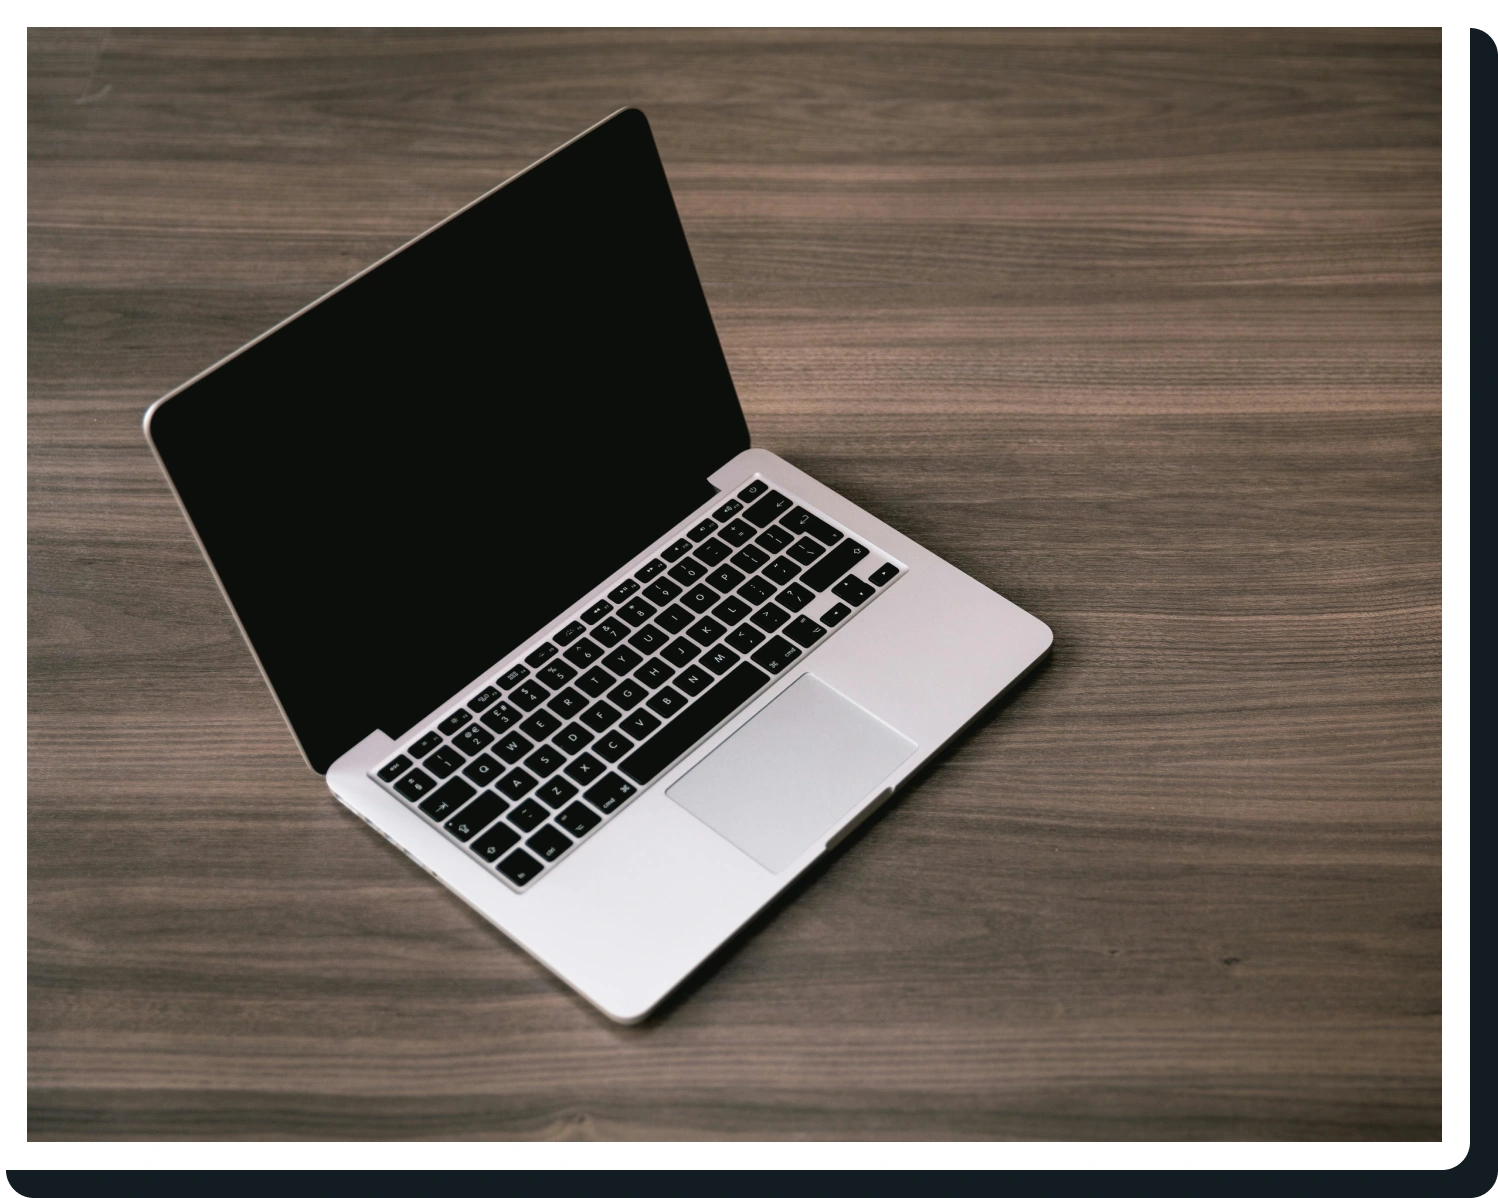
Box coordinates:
[147,110,750,773]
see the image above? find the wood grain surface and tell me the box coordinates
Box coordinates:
[27,29,1441,1141]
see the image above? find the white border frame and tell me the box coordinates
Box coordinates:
[15,13,1472,1174]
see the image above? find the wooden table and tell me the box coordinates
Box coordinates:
[28,29,1441,1140]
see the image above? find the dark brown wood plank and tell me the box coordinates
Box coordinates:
[28,28,1440,1141]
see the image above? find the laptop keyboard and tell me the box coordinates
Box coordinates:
[369,477,905,892]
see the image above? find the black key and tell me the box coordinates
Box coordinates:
[584,772,638,814]
[870,562,899,586]
[755,525,794,553]
[687,616,727,646]
[467,686,501,713]
[582,600,613,624]
[462,752,504,787]
[694,536,732,566]
[719,519,756,547]
[554,620,586,646]
[420,776,474,821]
[445,790,508,841]
[706,564,745,592]
[520,708,562,740]
[438,709,472,735]
[750,603,789,633]
[565,752,605,784]
[620,661,770,785]
[628,623,668,652]
[606,679,648,710]
[661,537,692,562]
[726,624,765,653]
[712,596,752,625]
[493,731,533,763]
[594,730,633,762]
[536,776,579,809]
[785,615,827,649]
[407,731,442,759]
[619,597,657,627]
[525,642,558,668]
[762,557,802,585]
[738,479,769,501]
[700,645,740,675]
[635,658,675,688]
[527,824,573,862]
[590,617,629,648]
[800,538,871,591]
[643,577,683,605]
[646,686,687,717]
[537,659,577,689]
[498,848,543,887]
[577,666,616,698]
[563,637,603,666]
[453,724,493,755]
[546,687,587,718]
[393,768,436,801]
[557,801,602,839]
[786,536,826,566]
[620,709,662,739]
[730,543,770,573]
[744,489,792,527]
[681,584,720,613]
[580,701,621,732]
[498,665,530,690]
[654,605,692,634]
[676,665,713,696]
[480,701,521,734]
[377,755,412,782]
[471,821,520,863]
[523,745,565,778]
[602,645,644,675]
[777,582,814,612]
[507,798,548,833]
[424,745,464,778]
[608,578,640,604]
[832,574,877,606]
[552,722,594,754]
[688,518,718,542]
[780,506,843,546]
[752,635,802,674]
[667,558,706,586]
[497,768,538,800]
[509,680,549,711]
[661,637,700,667]
[713,498,743,521]
[737,575,776,606]
[636,558,667,582]
[821,602,852,626]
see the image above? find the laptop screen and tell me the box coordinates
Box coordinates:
[146,109,750,773]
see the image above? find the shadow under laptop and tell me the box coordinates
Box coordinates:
[602,648,1055,1033]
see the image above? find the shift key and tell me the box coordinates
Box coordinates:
[798,538,871,591]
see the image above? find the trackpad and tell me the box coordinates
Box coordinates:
[666,674,917,874]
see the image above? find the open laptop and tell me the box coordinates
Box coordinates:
[144,108,1053,1022]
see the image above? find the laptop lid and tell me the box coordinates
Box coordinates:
[145,108,750,774]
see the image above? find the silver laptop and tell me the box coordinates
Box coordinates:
[144,108,1052,1022]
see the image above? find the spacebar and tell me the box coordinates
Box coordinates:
[619,661,770,785]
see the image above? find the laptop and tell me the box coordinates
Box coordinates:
[143,108,1053,1023]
